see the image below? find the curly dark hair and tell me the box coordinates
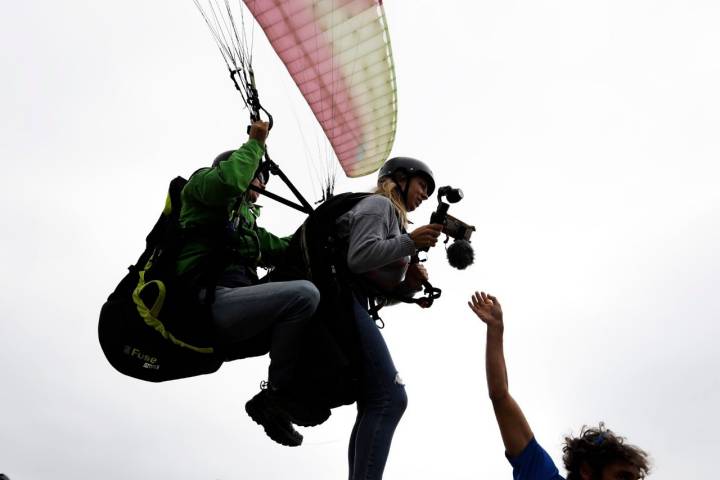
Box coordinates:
[562,423,650,479]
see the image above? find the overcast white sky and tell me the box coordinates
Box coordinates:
[2,1,719,478]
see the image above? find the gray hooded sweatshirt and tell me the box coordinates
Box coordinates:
[335,195,417,291]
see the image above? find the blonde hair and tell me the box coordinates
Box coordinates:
[374,176,408,228]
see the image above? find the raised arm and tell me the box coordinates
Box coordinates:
[468,292,534,457]
[182,121,269,208]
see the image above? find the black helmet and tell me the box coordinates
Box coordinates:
[211,150,235,168]
[378,156,435,196]
[212,150,269,183]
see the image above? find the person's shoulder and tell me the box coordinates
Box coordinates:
[336,194,394,230]
[354,194,394,215]
[507,437,564,479]
[184,166,212,183]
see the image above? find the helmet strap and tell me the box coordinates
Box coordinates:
[393,172,411,208]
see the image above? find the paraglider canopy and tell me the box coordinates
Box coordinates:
[244,0,398,178]
[197,0,398,179]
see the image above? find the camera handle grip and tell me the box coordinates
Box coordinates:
[411,252,427,263]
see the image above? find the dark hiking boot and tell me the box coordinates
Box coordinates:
[245,390,303,447]
[260,381,331,427]
[271,392,331,427]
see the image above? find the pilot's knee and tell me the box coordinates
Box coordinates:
[294,280,320,314]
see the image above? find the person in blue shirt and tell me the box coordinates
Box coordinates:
[468,292,651,480]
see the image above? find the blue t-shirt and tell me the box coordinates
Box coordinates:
[506,437,565,480]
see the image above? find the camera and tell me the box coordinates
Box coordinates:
[429,186,476,270]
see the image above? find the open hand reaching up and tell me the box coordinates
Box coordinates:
[468,291,503,332]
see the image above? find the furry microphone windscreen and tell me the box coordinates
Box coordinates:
[446,239,474,270]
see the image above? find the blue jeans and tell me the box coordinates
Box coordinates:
[209,280,320,387]
[348,296,408,480]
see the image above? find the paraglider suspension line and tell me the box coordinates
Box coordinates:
[230,68,274,130]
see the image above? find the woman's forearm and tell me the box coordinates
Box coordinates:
[347,232,416,273]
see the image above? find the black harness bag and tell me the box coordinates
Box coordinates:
[98,267,223,382]
[98,177,223,382]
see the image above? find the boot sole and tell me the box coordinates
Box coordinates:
[288,409,332,427]
[245,396,303,447]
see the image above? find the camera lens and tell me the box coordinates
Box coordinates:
[446,188,463,203]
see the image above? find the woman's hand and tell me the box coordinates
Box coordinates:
[248,120,270,145]
[468,291,503,332]
[409,224,443,249]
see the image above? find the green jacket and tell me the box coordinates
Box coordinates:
[176,139,289,283]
